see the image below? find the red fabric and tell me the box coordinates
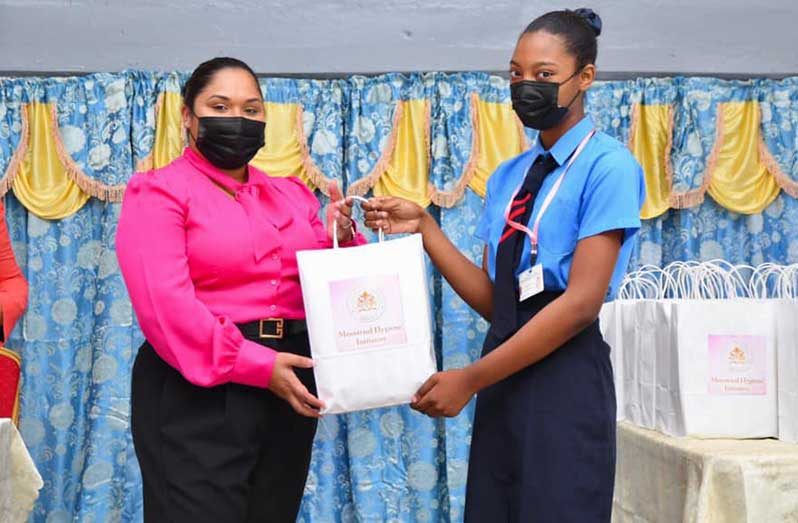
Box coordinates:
[0,199,27,343]
[0,348,20,421]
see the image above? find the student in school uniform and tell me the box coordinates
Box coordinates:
[363,8,645,522]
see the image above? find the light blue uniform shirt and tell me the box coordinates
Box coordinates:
[475,115,646,300]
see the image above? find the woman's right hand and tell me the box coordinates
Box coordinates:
[268,352,324,418]
[362,197,427,235]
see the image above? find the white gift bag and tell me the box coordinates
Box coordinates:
[669,299,777,438]
[649,300,685,437]
[296,232,437,414]
[619,299,661,430]
[775,299,798,443]
[776,300,798,443]
[615,267,672,429]
[750,265,798,442]
[615,298,778,438]
[599,301,625,421]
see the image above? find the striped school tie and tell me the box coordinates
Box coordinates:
[490,153,558,340]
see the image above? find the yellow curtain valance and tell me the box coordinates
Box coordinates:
[633,100,788,217]
[443,97,791,217]
[1,102,127,219]
[429,93,528,207]
[134,91,186,173]
[1,103,130,219]
[2,94,794,219]
[629,103,674,219]
[250,101,334,192]
[347,99,432,208]
[703,101,781,214]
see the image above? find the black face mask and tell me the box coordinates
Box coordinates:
[510,70,582,130]
[192,116,265,170]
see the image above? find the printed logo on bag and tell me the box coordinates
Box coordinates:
[708,335,766,395]
[727,346,751,371]
[329,275,407,352]
[350,289,385,322]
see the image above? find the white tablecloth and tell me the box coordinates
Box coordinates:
[613,421,798,523]
[0,418,42,523]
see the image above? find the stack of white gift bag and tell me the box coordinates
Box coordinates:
[601,260,798,441]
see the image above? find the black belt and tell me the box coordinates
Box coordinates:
[236,318,307,340]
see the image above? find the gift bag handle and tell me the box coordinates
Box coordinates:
[618,265,673,300]
[777,264,798,299]
[705,260,754,300]
[750,263,784,299]
[332,195,385,249]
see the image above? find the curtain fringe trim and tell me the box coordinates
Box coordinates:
[49,104,127,202]
[295,105,334,195]
[0,104,29,198]
[429,93,481,208]
[347,100,404,197]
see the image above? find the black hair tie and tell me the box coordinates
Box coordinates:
[572,7,602,37]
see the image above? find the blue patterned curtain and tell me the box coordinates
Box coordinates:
[0,72,797,522]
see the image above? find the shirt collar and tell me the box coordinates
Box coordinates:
[183,147,269,194]
[531,115,595,166]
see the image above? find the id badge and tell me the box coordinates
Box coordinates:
[518,264,544,302]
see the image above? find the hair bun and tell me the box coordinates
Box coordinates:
[572,8,602,36]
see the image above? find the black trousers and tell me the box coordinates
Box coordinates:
[131,331,317,523]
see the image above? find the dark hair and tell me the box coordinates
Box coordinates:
[522,8,602,69]
[182,57,261,111]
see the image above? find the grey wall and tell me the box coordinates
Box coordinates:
[1,0,796,76]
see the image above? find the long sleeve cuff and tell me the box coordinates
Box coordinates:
[230,339,277,388]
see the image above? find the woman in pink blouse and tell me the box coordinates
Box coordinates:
[116,57,363,523]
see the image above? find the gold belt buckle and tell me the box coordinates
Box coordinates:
[259,318,284,339]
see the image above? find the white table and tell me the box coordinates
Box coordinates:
[613,421,798,523]
[0,418,43,523]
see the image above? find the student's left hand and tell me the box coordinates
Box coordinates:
[411,369,477,418]
[327,181,355,243]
